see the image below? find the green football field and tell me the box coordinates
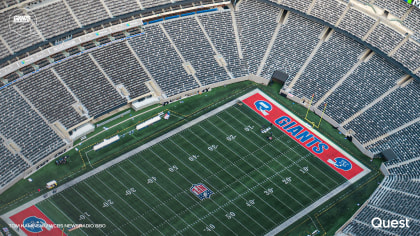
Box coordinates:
[36,102,347,235]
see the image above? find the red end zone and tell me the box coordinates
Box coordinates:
[10,205,65,236]
[242,92,363,180]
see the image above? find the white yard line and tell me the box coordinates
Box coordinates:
[204,117,320,201]
[150,144,254,234]
[180,131,281,225]
[222,109,338,188]
[142,150,237,236]
[164,138,272,232]
[127,159,217,235]
[1,95,239,223]
[240,89,371,184]
[266,181,352,235]
[232,105,342,186]
[59,192,110,235]
[2,88,369,236]
[104,170,168,235]
[199,119,310,208]
[44,199,89,236]
[93,175,147,235]
[170,135,308,210]
[153,137,308,234]
[115,163,200,236]
[83,182,141,234]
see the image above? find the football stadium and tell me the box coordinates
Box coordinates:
[0,0,419,235]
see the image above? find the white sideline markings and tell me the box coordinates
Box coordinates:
[92,174,149,234]
[215,112,332,192]
[196,121,309,209]
[170,135,305,210]
[103,170,170,235]
[127,159,217,235]
[59,191,111,235]
[231,105,342,186]
[43,199,89,236]
[146,136,307,234]
[2,88,370,235]
[171,134,308,208]
[221,108,341,194]
[180,131,282,224]
[1,92,241,222]
[153,142,257,234]
[266,181,352,235]
[83,182,140,234]
[143,148,238,236]
[115,163,200,235]
[203,118,319,201]
[167,136,273,232]
[244,89,371,183]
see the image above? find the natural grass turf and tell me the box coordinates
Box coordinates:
[36,104,347,235]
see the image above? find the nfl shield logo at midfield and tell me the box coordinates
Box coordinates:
[190,183,214,200]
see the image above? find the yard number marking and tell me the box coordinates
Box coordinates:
[204,224,215,232]
[208,145,218,151]
[244,125,254,131]
[102,199,114,208]
[79,212,90,221]
[264,188,274,196]
[299,167,309,174]
[246,199,255,207]
[225,212,236,219]
[188,155,199,161]
[168,165,179,172]
[226,135,236,141]
[125,187,136,195]
[147,177,157,184]
[282,177,292,184]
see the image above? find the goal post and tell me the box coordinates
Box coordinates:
[304,94,327,129]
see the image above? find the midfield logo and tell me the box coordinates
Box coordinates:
[190,183,213,200]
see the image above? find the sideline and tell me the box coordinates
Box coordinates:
[1,91,249,229]
[2,89,370,236]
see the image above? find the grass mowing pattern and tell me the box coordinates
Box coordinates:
[0,81,256,214]
[36,103,346,235]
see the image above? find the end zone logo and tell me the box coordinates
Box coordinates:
[327,158,352,171]
[23,216,52,233]
[243,92,365,180]
[254,100,272,116]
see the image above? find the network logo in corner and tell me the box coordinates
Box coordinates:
[22,216,53,233]
[254,100,272,116]
[190,183,213,200]
[327,157,352,171]
[8,8,38,37]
